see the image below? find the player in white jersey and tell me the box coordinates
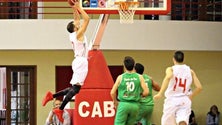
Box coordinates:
[154,51,202,125]
[42,2,90,123]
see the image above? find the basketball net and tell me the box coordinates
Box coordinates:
[115,1,139,24]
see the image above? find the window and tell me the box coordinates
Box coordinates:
[171,0,222,21]
[0,66,37,125]
[0,2,37,19]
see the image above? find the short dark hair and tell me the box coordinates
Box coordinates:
[67,21,74,33]
[124,56,135,71]
[135,63,144,75]
[174,51,184,63]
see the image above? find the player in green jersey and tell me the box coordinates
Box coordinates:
[110,56,149,125]
[134,63,160,125]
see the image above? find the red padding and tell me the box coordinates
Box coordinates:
[74,89,115,125]
[83,50,114,89]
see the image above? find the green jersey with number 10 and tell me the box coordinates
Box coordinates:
[118,72,142,102]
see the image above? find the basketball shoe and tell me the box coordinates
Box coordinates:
[42,91,53,106]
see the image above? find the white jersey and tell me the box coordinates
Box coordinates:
[69,32,89,85]
[165,64,193,98]
[69,32,89,58]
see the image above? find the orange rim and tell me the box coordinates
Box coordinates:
[114,1,139,10]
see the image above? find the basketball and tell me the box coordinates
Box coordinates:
[68,0,75,6]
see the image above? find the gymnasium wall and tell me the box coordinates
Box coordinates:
[0,19,221,50]
[0,20,222,125]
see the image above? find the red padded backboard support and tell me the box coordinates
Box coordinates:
[74,50,115,125]
[74,89,115,125]
[82,50,114,89]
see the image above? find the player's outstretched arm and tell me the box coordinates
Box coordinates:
[189,69,202,100]
[154,67,172,99]
[75,2,90,41]
[72,5,80,22]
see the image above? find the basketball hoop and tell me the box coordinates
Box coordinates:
[115,1,139,24]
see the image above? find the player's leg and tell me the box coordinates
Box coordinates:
[53,87,71,98]
[144,105,154,125]
[175,96,191,125]
[161,98,177,125]
[59,57,86,109]
[135,103,145,124]
[126,102,139,125]
[137,104,153,125]
[60,84,81,110]
[42,87,71,106]
[53,52,88,122]
[59,57,87,109]
[53,84,81,123]
[114,102,128,125]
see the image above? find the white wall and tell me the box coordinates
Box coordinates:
[0,19,222,51]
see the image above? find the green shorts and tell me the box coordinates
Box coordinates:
[114,101,139,125]
[136,103,154,125]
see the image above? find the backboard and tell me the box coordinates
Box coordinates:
[80,0,171,15]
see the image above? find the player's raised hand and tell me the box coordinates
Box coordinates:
[74,1,80,8]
